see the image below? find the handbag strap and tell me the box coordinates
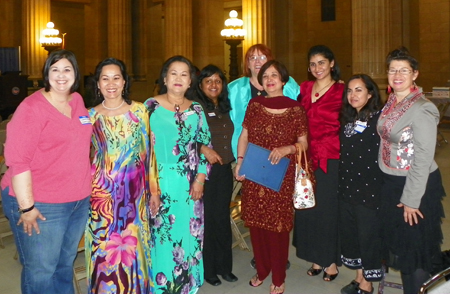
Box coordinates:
[295,143,309,174]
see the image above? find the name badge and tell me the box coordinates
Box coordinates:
[79,116,91,125]
[354,120,367,133]
[208,112,216,117]
[185,110,195,116]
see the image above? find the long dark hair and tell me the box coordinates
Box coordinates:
[92,57,132,106]
[158,55,197,100]
[341,74,382,124]
[196,64,231,113]
[308,45,341,82]
[42,49,80,93]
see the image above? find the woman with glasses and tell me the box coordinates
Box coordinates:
[228,44,300,160]
[293,45,344,282]
[377,47,445,294]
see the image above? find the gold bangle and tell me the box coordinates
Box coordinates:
[195,178,204,185]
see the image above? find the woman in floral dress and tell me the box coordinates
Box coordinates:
[86,58,160,294]
[145,55,211,294]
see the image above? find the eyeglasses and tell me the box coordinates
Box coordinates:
[249,55,267,62]
[387,68,412,75]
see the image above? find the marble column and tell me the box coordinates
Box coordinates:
[242,0,272,54]
[22,0,51,80]
[352,0,390,92]
[108,0,132,74]
[132,0,148,81]
[164,0,193,60]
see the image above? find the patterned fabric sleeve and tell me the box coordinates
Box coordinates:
[192,102,212,177]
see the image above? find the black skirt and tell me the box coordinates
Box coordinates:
[380,169,446,274]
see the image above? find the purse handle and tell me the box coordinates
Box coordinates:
[295,143,309,175]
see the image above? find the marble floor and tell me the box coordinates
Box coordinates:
[1,127,449,294]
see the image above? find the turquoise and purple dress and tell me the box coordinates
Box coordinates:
[86,102,158,294]
[144,98,211,294]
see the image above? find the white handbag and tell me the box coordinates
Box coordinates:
[293,144,316,209]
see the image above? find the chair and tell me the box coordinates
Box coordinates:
[419,266,450,294]
[229,162,251,251]
[377,263,403,294]
[73,235,86,294]
[437,102,450,146]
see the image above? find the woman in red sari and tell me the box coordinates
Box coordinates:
[235,60,308,294]
[293,45,345,282]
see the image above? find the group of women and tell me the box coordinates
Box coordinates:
[0,42,445,294]
[231,44,446,294]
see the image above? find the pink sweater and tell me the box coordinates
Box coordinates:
[1,90,92,203]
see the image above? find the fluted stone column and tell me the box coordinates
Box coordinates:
[22,0,50,80]
[352,0,390,91]
[108,0,132,74]
[242,0,272,53]
[164,0,193,60]
[132,0,147,81]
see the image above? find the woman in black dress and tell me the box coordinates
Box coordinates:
[338,74,383,294]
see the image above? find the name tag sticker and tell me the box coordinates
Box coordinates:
[354,120,367,133]
[208,112,216,117]
[185,110,195,116]
[79,116,91,125]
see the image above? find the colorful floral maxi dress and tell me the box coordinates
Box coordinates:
[144,98,211,294]
[86,102,158,294]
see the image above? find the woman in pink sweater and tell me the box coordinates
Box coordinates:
[1,49,92,294]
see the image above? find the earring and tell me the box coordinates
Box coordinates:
[97,89,101,98]
[122,89,125,96]
[411,81,417,91]
[308,68,311,72]
[387,85,392,94]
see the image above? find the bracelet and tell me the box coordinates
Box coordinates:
[195,178,204,185]
[18,204,35,214]
[237,156,244,160]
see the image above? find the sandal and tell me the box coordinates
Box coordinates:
[270,283,285,294]
[249,274,263,287]
[307,266,323,276]
[323,267,339,281]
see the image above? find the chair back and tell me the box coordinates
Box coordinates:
[418,266,450,294]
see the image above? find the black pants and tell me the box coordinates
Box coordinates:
[203,162,233,278]
[339,201,382,281]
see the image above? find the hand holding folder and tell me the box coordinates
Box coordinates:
[239,143,290,192]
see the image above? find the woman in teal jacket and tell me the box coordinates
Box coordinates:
[228,44,300,158]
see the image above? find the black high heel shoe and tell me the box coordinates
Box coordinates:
[307,266,323,276]
[323,267,339,281]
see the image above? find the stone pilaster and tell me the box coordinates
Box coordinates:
[352,0,390,92]
[108,0,132,74]
[132,0,148,81]
[242,0,272,53]
[164,0,193,60]
[22,0,50,80]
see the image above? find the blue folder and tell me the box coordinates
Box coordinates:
[239,143,290,192]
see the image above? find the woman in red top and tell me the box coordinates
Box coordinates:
[293,45,345,282]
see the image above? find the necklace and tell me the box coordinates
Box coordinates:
[102,99,125,110]
[314,80,334,97]
[169,95,186,112]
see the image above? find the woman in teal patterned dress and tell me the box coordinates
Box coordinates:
[145,56,211,294]
[86,58,160,294]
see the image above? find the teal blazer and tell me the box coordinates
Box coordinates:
[228,76,300,158]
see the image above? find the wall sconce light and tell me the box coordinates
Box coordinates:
[40,22,62,55]
[221,10,246,81]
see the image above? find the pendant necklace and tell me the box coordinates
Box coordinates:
[173,99,185,112]
[314,80,334,97]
